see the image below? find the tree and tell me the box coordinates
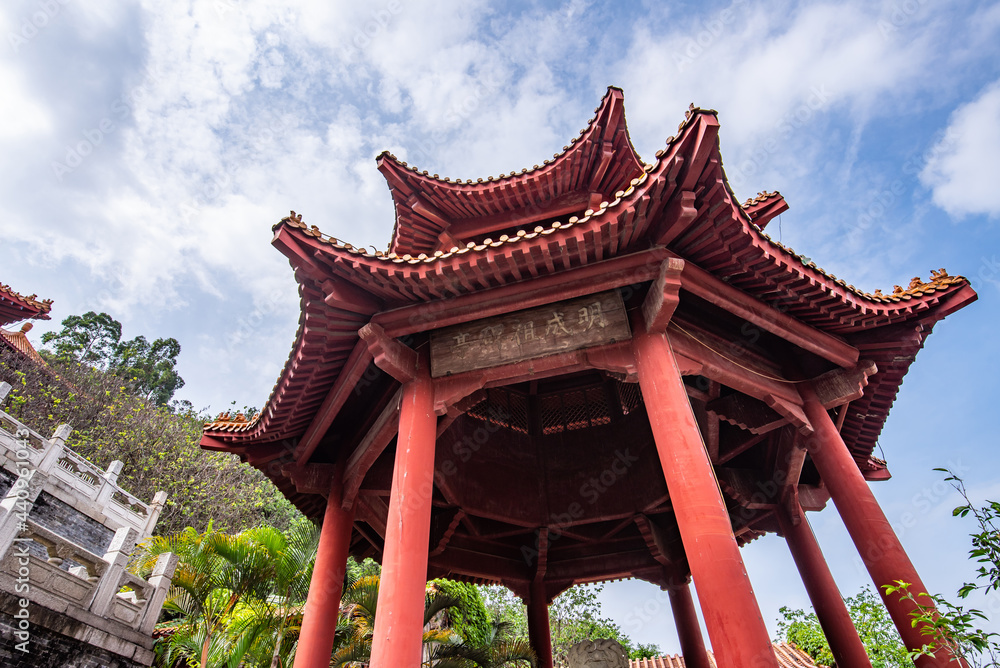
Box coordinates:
[777,586,912,667]
[40,311,185,405]
[431,619,538,668]
[478,583,659,663]
[136,521,320,668]
[41,311,122,368]
[1,343,300,536]
[331,574,463,667]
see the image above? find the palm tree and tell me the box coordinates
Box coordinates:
[430,618,537,668]
[331,574,462,667]
[224,522,320,668]
[134,521,319,668]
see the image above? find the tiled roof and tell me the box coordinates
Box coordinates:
[0,322,46,365]
[630,642,826,668]
[204,91,976,486]
[378,86,646,256]
[0,281,52,327]
[273,105,969,315]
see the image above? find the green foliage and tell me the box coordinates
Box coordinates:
[777,586,912,667]
[549,584,655,663]
[434,580,494,648]
[478,583,657,663]
[430,619,537,668]
[878,470,1000,667]
[0,345,300,535]
[628,643,662,660]
[331,573,469,667]
[136,522,319,668]
[40,310,184,404]
[479,585,529,640]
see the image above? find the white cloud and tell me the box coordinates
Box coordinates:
[921,79,1000,218]
[0,63,52,140]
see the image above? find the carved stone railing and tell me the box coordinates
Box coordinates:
[0,518,176,633]
[0,381,167,540]
[0,380,176,656]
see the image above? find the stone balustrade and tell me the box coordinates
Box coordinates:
[0,381,175,666]
[0,382,166,540]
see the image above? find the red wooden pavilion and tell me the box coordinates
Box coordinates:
[202,87,977,668]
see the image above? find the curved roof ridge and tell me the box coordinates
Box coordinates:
[376,86,641,187]
[276,131,969,309]
[377,86,648,256]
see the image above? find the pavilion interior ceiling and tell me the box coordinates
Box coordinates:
[201,87,977,598]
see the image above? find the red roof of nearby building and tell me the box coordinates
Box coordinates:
[0,322,45,365]
[0,281,52,328]
[630,642,826,668]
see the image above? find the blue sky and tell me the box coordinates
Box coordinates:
[2,0,999,655]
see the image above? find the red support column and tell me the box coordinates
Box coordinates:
[294,478,355,668]
[776,504,872,668]
[527,581,553,668]
[667,581,711,668]
[800,384,964,668]
[632,328,778,668]
[369,370,438,668]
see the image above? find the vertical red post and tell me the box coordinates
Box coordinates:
[527,580,554,668]
[294,478,355,668]
[800,385,964,668]
[776,504,872,668]
[667,581,711,668]
[632,328,778,668]
[369,371,437,668]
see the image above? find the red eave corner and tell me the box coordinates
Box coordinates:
[0,281,53,328]
[742,191,789,230]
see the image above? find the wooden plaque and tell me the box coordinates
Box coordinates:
[429,290,631,378]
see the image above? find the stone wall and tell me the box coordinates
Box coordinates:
[31,491,115,555]
[0,592,149,668]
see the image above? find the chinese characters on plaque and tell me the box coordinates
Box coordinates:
[429,290,631,377]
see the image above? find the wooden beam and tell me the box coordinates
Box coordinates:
[372,248,671,337]
[811,360,878,409]
[359,322,419,383]
[342,388,402,510]
[295,340,374,465]
[654,190,698,246]
[429,509,465,557]
[666,323,802,407]
[355,492,389,538]
[642,258,685,333]
[716,468,776,510]
[321,278,383,314]
[429,547,531,582]
[279,463,336,495]
[717,432,768,465]
[706,393,786,435]
[764,394,813,435]
[673,254,860,368]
